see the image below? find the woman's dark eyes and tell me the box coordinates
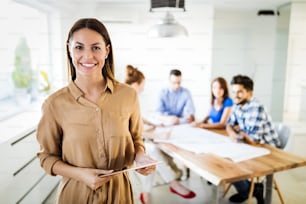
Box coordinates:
[74,46,101,51]
[75,45,83,50]
[92,46,101,51]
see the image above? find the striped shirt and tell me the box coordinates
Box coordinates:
[228,97,280,147]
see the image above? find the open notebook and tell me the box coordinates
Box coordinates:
[98,161,162,177]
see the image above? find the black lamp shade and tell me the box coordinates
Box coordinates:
[151,0,185,10]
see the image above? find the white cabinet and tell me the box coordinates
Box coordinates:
[0,111,60,204]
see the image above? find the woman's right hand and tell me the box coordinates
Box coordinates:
[80,168,114,190]
[52,161,115,191]
[191,121,205,128]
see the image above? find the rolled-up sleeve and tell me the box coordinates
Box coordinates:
[156,90,168,115]
[36,100,62,176]
[129,90,145,152]
[227,110,237,127]
[182,90,195,116]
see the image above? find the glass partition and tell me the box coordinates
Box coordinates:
[271,4,291,121]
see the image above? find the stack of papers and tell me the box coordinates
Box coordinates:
[154,124,270,163]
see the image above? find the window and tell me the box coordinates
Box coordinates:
[0,1,52,120]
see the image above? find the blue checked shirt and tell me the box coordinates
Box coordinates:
[228,97,280,147]
[156,87,195,124]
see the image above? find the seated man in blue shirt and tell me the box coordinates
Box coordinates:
[152,69,196,198]
[226,75,280,204]
[157,69,195,125]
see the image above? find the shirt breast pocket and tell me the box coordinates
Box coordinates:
[105,111,130,136]
[105,111,135,164]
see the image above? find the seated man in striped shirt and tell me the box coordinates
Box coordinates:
[226,74,280,204]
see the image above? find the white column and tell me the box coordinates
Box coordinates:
[284,3,306,122]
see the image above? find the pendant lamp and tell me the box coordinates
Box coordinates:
[148,11,188,38]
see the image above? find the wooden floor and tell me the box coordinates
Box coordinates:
[44,123,306,204]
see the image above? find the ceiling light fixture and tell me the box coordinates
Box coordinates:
[148,11,188,38]
[148,0,188,38]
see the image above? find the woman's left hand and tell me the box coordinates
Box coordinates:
[135,154,157,176]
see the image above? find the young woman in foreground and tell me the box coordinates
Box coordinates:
[36,18,155,204]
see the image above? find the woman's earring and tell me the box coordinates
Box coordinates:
[105,56,108,59]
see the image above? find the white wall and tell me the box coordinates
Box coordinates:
[13,1,306,125]
[212,8,278,115]
[212,4,306,124]
[109,5,214,120]
[56,3,214,120]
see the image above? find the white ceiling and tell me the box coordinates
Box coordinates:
[91,0,292,9]
[17,0,301,11]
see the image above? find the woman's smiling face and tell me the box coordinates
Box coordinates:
[212,80,224,99]
[68,28,110,79]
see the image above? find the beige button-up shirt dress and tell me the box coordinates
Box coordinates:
[37,79,144,204]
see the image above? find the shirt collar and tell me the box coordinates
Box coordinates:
[168,87,181,93]
[68,78,114,100]
[238,97,254,110]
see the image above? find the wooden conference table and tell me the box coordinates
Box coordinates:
[154,128,306,204]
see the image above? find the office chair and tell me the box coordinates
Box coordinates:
[223,122,291,204]
[270,122,292,204]
[274,122,292,151]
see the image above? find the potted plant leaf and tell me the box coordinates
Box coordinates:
[11,37,33,105]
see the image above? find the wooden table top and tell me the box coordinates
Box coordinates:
[156,129,306,185]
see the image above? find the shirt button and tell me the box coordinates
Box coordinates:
[95,108,99,112]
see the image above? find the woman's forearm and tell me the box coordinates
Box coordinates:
[52,160,84,181]
[200,122,225,129]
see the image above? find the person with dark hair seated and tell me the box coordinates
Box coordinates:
[156,69,195,125]
[226,74,280,203]
[192,76,233,129]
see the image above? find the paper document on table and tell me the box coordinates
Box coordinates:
[172,141,270,162]
[174,124,230,144]
[154,124,230,144]
[157,124,270,162]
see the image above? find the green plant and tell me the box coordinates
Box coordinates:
[39,70,51,92]
[11,37,33,90]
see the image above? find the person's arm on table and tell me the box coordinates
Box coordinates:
[237,131,256,145]
[193,105,232,129]
[226,124,256,145]
[226,124,241,142]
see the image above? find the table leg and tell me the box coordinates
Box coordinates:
[211,185,219,204]
[265,174,274,204]
[247,178,255,204]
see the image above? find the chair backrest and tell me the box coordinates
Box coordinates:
[273,122,292,151]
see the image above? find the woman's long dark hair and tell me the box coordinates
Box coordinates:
[66,18,116,82]
[210,77,229,105]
